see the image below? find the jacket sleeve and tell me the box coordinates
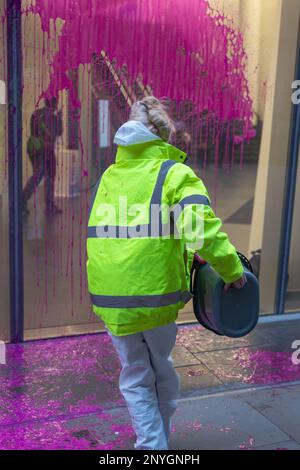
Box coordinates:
[167,164,244,284]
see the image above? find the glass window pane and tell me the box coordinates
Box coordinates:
[22,8,101,339]
[180,0,300,321]
[285,143,300,312]
[21,0,300,339]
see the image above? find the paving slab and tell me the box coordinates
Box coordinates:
[172,345,202,367]
[170,393,290,450]
[195,344,300,387]
[0,409,135,450]
[178,328,270,353]
[175,364,223,397]
[239,383,300,444]
[254,440,300,450]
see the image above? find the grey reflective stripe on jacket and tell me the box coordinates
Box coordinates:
[87,160,210,239]
[90,290,192,308]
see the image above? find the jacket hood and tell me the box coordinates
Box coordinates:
[113,120,162,146]
[113,120,188,164]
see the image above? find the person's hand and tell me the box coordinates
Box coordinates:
[224,273,247,292]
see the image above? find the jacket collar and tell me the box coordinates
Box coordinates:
[114,120,187,164]
[115,140,187,164]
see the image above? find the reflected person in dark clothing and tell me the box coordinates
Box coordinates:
[23,97,63,215]
[171,120,191,157]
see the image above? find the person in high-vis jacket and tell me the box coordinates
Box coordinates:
[87,96,246,450]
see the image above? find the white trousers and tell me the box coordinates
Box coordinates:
[108,322,180,450]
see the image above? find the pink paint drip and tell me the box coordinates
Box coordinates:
[23,0,254,142]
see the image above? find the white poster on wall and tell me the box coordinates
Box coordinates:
[98,99,110,148]
[0,80,5,104]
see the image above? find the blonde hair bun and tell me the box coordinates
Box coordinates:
[129,96,175,142]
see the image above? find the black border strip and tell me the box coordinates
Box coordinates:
[7,0,24,342]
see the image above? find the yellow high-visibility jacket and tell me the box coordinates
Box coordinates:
[87,121,244,335]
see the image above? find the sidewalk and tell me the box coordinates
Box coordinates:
[171,383,300,450]
[0,319,299,450]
